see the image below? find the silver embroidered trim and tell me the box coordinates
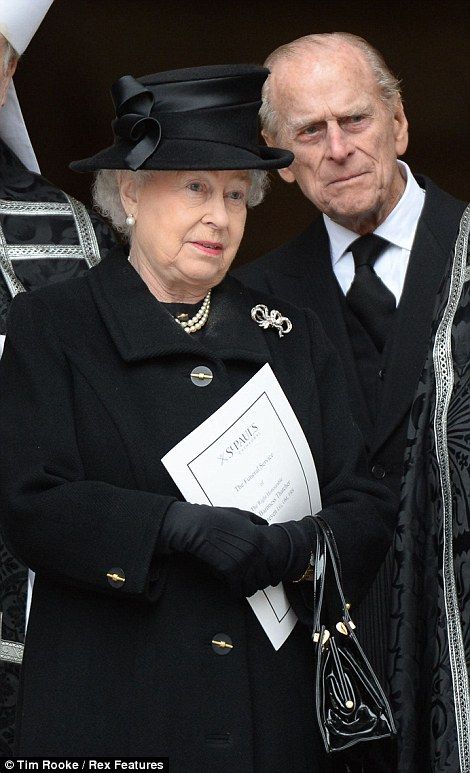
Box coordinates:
[0,194,102,298]
[0,613,24,664]
[0,199,72,216]
[8,245,85,260]
[432,203,470,773]
[464,265,470,282]
[64,194,101,268]
[0,219,26,296]
[0,639,24,664]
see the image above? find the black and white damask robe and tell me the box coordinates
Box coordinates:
[0,137,118,755]
[389,204,470,773]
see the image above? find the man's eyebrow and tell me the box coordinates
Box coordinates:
[342,104,373,116]
[287,116,321,134]
[287,104,374,133]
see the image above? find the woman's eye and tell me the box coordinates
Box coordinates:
[227,191,245,202]
[225,190,247,205]
[187,182,204,193]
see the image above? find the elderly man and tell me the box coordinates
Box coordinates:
[236,31,467,769]
[0,2,117,756]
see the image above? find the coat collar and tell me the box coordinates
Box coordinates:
[87,245,273,365]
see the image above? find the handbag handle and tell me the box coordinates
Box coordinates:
[310,516,355,641]
[311,519,326,637]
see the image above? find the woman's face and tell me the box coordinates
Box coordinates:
[120,170,251,300]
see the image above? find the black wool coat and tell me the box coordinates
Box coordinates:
[0,247,394,769]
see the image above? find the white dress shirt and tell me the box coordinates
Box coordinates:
[324,161,425,305]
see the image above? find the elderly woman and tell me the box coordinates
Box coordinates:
[0,65,394,767]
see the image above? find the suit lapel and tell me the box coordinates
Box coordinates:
[373,178,463,452]
[261,219,371,434]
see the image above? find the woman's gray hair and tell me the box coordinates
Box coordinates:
[260,32,402,139]
[92,168,269,239]
[1,34,19,75]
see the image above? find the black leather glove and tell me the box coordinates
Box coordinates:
[159,502,312,597]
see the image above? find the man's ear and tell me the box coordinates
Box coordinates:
[394,100,409,157]
[277,166,297,184]
[0,56,18,108]
[262,129,296,184]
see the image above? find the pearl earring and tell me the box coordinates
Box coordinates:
[125,214,136,227]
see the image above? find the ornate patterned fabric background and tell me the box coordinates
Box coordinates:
[389,208,470,772]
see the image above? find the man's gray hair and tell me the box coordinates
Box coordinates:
[1,33,19,75]
[93,168,270,239]
[260,32,402,139]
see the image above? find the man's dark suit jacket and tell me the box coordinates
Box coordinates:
[235,175,467,686]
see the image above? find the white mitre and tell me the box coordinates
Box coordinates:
[0,0,54,172]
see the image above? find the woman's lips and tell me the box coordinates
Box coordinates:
[190,241,224,256]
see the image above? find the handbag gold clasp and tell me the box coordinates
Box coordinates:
[335,619,357,635]
[313,629,330,646]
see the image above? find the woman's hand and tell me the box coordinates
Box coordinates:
[159,502,312,597]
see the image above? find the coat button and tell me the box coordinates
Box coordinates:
[106,568,126,588]
[190,366,213,387]
[371,464,386,479]
[378,368,385,380]
[211,633,233,655]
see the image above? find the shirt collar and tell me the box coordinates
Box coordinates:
[324,161,425,265]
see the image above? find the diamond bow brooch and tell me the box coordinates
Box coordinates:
[251,304,292,338]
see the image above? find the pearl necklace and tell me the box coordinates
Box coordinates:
[174,290,211,334]
[127,256,211,335]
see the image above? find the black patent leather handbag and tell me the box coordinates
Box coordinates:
[310,516,396,753]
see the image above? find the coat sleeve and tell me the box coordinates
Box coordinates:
[0,292,176,601]
[299,309,396,609]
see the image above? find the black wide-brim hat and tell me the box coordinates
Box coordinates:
[70,64,293,172]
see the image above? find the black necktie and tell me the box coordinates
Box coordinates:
[346,233,396,352]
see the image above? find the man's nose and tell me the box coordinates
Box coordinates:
[325,124,354,162]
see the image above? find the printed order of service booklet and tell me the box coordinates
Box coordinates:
[162,363,321,650]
